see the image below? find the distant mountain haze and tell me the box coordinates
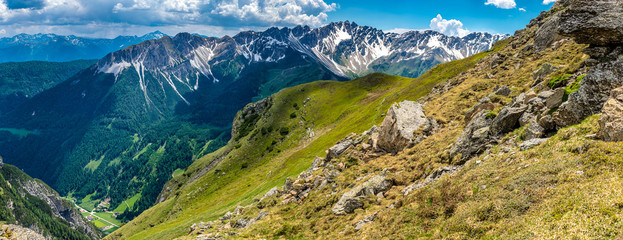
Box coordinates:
[0,31,167,62]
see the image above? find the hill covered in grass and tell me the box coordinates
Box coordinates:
[106,33,508,239]
[106,0,623,239]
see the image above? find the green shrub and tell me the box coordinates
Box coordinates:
[279,127,290,136]
[485,112,497,119]
[290,112,297,119]
[548,74,572,89]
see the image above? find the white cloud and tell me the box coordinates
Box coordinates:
[0,29,5,35]
[430,14,470,37]
[484,0,516,9]
[543,0,557,4]
[518,8,526,12]
[0,0,338,37]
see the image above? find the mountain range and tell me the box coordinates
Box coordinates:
[0,31,167,62]
[106,0,623,239]
[0,21,506,226]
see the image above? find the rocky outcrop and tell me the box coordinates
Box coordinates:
[326,139,354,160]
[490,105,527,135]
[377,101,438,153]
[555,0,623,127]
[555,51,623,126]
[16,178,101,239]
[558,0,623,46]
[450,110,496,160]
[464,97,495,123]
[332,175,393,215]
[0,224,46,240]
[231,97,272,139]
[403,166,461,196]
[354,212,378,231]
[534,11,563,51]
[599,87,623,141]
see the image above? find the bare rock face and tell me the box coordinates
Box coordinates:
[534,11,563,51]
[377,101,438,153]
[450,110,496,160]
[558,0,623,46]
[464,97,495,123]
[490,105,527,135]
[326,139,354,160]
[542,88,566,109]
[555,49,623,127]
[0,224,46,240]
[332,175,392,215]
[554,0,623,127]
[599,87,623,141]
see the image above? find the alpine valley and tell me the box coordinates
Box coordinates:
[0,20,505,235]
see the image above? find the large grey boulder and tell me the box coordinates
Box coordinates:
[533,63,558,82]
[534,11,562,51]
[541,88,566,109]
[599,87,623,141]
[464,97,495,123]
[377,101,438,153]
[332,175,393,215]
[555,52,623,127]
[326,139,353,160]
[558,0,623,46]
[450,110,495,160]
[553,0,623,128]
[490,105,527,135]
[525,121,546,140]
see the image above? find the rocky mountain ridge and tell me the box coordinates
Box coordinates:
[0,31,167,63]
[0,159,101,240]
[96,22,506,108]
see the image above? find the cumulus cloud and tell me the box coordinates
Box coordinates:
[0,0,337,37]
[543,0,557,4]
[430,14,470,37]
[518,8,526,12]
[484,0,516,9]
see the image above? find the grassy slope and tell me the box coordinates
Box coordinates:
[107,38,508,240]
[197,12,600,239]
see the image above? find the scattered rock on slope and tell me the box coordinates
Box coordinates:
[332,175,393,215]
[599,87,623,141]
[377,101,438,153]
[490,105,527,135]
[450,110,496,160]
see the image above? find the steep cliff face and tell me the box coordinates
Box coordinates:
[0,163,101,239]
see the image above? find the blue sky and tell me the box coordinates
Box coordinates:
[329,0,556,34]
[0,0,557,38]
